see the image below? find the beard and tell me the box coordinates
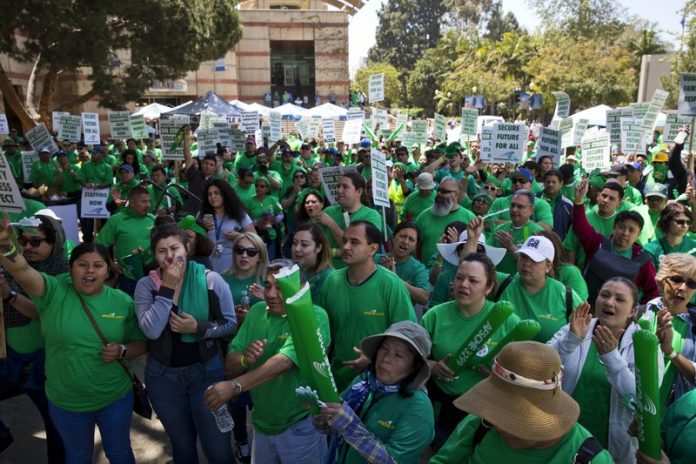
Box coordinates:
[431,197,454,217]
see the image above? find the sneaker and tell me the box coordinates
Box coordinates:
[235,440,251,464]
[0,433,13,456]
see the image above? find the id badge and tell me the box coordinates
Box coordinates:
[215,243,223,256]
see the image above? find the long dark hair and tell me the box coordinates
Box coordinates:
[201,178,248,222]
[296,190,326,222]
[121,149,142,176]
[69,242,112,268]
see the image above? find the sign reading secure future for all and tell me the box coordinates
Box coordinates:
[491,123,527,163]
[537,127,562,164]
[81,113,101,145]
[581,130,611,171]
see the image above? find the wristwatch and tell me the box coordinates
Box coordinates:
[2,290,17,305]
[230,378,243,395]
[118,344,128,359]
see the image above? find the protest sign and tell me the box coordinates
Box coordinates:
[491,123,527,163]
[240,111,259,134]
[322,119,336,143]
[559,118,575,148]
[0,153,26,212]
[621,117,645,154]
[58,114,81,143]
[342,118,362,146]
[261,124,271,141]
[678,73,696,117]
[537,127,562,164]
[347,107,364,121]
[460,108,478,140]
[0,114,8,135]
[26,123,59,153]
[107,111,132,139]
[373,108,388,128]
[296,119,309,140]
[552,91,571,120]
[308,119,321,139]
[160,119,187,160]
[396,113,408,127]
[197,128,218,155]
[319,166,358,204]
[368,73,385,104]
[198,111,216,130]
[572,118,589,146]
[630,102,650,121]
[479,126,494,162]
[400,130,415,148]
[370,150,390,208]
[80,188,111,218]
[81,113,101,145]
[433,113,447,141]
[21,151,38,180]
[129,114,147,139]
[642,90,669,134]
[411,120,428,145]
[606,109,622,144]
[664,111,691,147]
[269,111,283,143]
[229,128,246,152]
[52,111,70,134]
[581,130,611,171]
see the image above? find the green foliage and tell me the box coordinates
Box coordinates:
[528,0,627,39]
[352,63,403,108]
[662,1,696,108]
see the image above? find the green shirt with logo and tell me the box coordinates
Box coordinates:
[96,208,155,279]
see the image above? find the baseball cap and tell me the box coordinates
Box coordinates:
[626,161,643,171]
[510,168,534,183]
[644,183,668,199]
[515,236,555,263]
[118,164,134,173]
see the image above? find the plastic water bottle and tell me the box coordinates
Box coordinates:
[207,386,234,432]
[239,290,251,309]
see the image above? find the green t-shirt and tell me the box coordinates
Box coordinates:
[421,300,520,395]
[572,343,611,448]
[339,377,435,464]
[29,160,59,187]
[5,151,24,184]
[324,204,384,269]
[488,221,545,275]
[234,153,257,172]
[58,163,82,194]
[246,195,282,240]
[557,264,589,302]
[415,207,475,265]
[662,389,696,464]
[318,267,416,391]
[221,274,262,308]
[488,196,553,228]
[32,273,145,412]
[500,275,583,343]
[625,184,644,206]
[563,207,616,269]
[401,190,436,222]
[112,178,139,206]
[148,182,183,214]
[430,414,614,464]
[228,302,330,435]
[95,209,155,279]
[78,159,114,186]
[7,318,43,354]
[644,237,696,272]
[232,181,257,209]
[394,256,431,293]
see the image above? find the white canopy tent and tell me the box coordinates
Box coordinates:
[569,104,613,127]
[274,102,309,119]
[132,103,172,120]
[229,99,253,111]
[247,102,271,118]
[306,102,348,118]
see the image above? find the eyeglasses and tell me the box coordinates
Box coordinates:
[234,246,259,257]
[437,187,457,195]
[18,236,46,248]
[666,275,696,289]
[483,185,498,191]
[673,219,692,227]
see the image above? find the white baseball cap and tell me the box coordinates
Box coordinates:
[437,230,506,267]
[515,236,555,263]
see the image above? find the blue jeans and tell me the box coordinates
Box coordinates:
[48,390,134,464]
[145,355,233,464]
[251,415,326,464]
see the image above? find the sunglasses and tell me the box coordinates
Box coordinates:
[667,275,696,289]
[483,185,498,191]
[234,246,259,257]
[673,219,692,227]
[18,236,46,248]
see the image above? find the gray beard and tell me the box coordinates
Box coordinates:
[431,198,454,217]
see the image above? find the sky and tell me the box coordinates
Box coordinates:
[348,0,689,76]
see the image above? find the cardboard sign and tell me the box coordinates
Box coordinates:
[0,114,9,135]
[81,113,101,145]
[319,165,358,204]
[411,120,428,145]
[26,123,59,153]
[621,117,645,154]
[537,127,562,164]
[605,109,622,144]
[341,118,363,146]
[552,91,571,120]
[433,113,447,141]
[269,111,283,144]
[21,151,38,180]
[370,150,390,208]
[197,128,218,155]
[52,111,70,133]
[479,126,494,162]
[129,114,147,139]
[460,108,478,139]
[80,188,111,218]
[58,114,81,143]
[0,153,26,212]
[581,130,611,171]
[107,112,132,139]
[368,73,385,104]
[559,118,575,148]
[491,123,527,163]
[240,111,260,135]
[678,73,696,117]
[322,119,336,143]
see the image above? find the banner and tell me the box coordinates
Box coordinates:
[0,114,8,135]
[269,111,283,144]
[129,114,147,139]
[537,127,562,164]
[605,109,622,144]
[321,119,336,144]
[341,118,362,146]
[26,123,59,154]
[491,123,527,163]
[0,153,26,212]
[57,114,81,143]
[240,111,259,135]
[678,73,696,117]
[370,150,390,208]
[433,113,447,141]
[81,113,101,145]
[80,188,111,218]
[581,130,611,171]
[21,151,38,180]
[319,166,358,204]
[368,73,385,104]
[621,117,645,154]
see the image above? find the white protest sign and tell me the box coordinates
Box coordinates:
[0,153,26,212]
[664,111,692,146]
[229,128,246,152]
[107,112,132,139]
[261,124,271,142]
[80,188,111,218]
[26,123,59,153]
[479,126,494,162]
[322,119,336,143]
[396,113,408,127]
[373,108,388,128]
[21,151,38,180]
[368,73,385,104]
[0,114,8,135]
[341,118,363,146]
[605,109,622,144]
[129,115,147,139]
[296,119,309,140]
[57,114,81,143]
[160,118,188,161]
[581,130,611,171]
[81,113,101,145]
[347,107,364,121]
[411,120,428,145]
[460,108,478,140]
[620,106,634,118]
[240,111,259,135]
[630,102,650,121]
[433,113,447,141]
[560,118,575,148]
[642,89,669,134]
[308,119,321,139]
[400,130,415,148]
[370,150,390,208]
[537,127,562,164]
[552,91,571,120]
[491,123,527,163]
[197,128,218,155]
[269,111,283,143]
[678,73,696,117]
[621,117,645,154]
[573,118,589,146]
[198,111,216,130]
[52,111,70,134]
[319,165,358,204]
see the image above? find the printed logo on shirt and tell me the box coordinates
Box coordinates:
[100,312,124,320]
[537,314,559,321]
[363,309,384,317]
[278,332,289,341]
[377,419,395,430]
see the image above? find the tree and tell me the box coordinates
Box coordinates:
[528,0,626,39]
[484,2,521,41]
[0,0,242,130]
[352,63,402,108]
[368,0,445,103]
[662,1,696,108]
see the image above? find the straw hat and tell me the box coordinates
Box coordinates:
[454,341,579,442]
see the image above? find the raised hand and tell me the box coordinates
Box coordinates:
[570,302,592,339]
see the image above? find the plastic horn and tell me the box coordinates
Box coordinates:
[476,319,541,367]
[633,329,661,460]
[446,300,514,374]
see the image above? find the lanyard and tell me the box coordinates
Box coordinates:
[213,215,225,241]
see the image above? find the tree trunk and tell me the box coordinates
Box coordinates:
[38,68,58,129]
[0,64,37,132]
[25,54,42,121]
[55,88,99,112]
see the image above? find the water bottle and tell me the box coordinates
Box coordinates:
[239,290,251,309]
[207,386,234,432]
